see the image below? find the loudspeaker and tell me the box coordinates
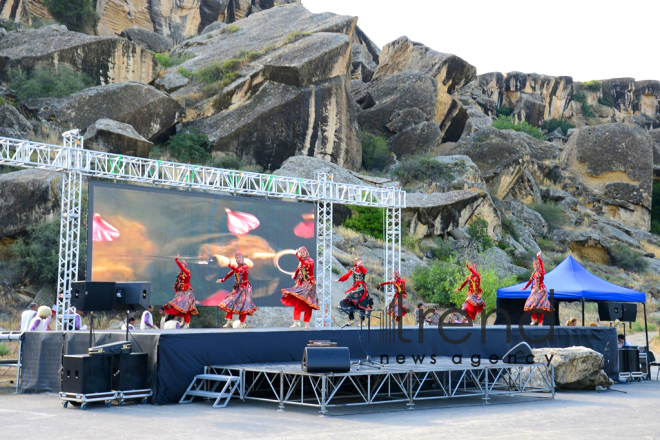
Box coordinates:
[301,347,350,373]
[618,347,640,373]
[62,354,112,394]
[621,303,637,322]
[502,342,534,364]
[112,353,148,391]
[114,282,151,312]
[598,302,622,321]
[71,281,117,312]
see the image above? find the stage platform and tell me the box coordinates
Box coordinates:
[19,325,617,404]
[206,357,554,414]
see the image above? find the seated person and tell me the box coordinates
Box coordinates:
[414,303,424,325]
[617,334,632,348]
[565,317,577,326]
[425,307,440,326]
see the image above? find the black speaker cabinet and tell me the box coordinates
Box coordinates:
[62,354,112,394]
[71,281,117,312]
[598,302,622,321]
[112,353,148,391]
[114,282,151,312]
[502,342,534,364]
[618,347,640,373]
[621,303,637,322]
[301,347,350,373]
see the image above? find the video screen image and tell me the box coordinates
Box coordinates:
[87,181,316,307]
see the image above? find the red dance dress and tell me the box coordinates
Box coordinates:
[164,257,198,324]
[523,255,554,325]
[218,263,257,323]
[281,255,320,323]
[338,265,373,320]
[457,262,486,320]
[380,276,408,322]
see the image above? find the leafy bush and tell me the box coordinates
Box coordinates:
[425,237,455,261]
[496,105,514,117]
[221,25,240,34]
[392,154,453,186]
[0,343,10,357]
[165,131,213,164]
[342,206,384,239]
[466,218,493,251]
[284,31,311,44]
[537,237,554,252]
[9,220,61,288]
[581,80,602,92]
[517,269,533,282]
[8,66,95,101]
[531,201,566,231]
[214,155,242,170]
[192,45,276,91]
[155,53,196,68]
[512,250,539,271]
[572,92,596,117]
[0,96,16,107]
[541,118,575,135]
[610,244,648,273]
[491,115,546,140]
[361,131,391,171]
[652,182,660,235]
[44,0,98,32]
[501,218,519,242]
[598,94,616,107]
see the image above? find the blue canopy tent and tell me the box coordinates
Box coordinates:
[496,256,649,346]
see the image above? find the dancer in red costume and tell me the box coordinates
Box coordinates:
[380,270,408,323]
[335,257,373,322]
[520,251,554,325]
[454,260,486,322]
[281,246,320,329]
[217,252,257,328]
[163,255,198,328]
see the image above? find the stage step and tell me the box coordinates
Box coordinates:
[179,374,240,408]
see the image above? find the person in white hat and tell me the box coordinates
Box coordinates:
[20,303,38,331]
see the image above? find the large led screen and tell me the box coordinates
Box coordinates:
[87,181,316,307]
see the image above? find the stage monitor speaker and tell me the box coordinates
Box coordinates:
[618,347,640,373]
[62,354,112,394]
[112,353,148,391]
[71,281,117,312]
[621,303,637,322]
[502,342,534,364]
[301,347,350,373]
[598,302,622,321]
[114,282,151,312]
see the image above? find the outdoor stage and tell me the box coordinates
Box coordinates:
[20,325,618,405]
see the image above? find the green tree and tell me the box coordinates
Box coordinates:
[165,131,213,165]
[343,206,384,239]
[361,131,391,171]
[43,0,98,33]
[8,66,95,101]
[9,220,62,288]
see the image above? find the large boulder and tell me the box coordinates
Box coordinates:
[0,25,159,85]
[533,347,614,390]
[119,28,173,53]
[0,104,32,138]
[83,119,154,158]
[24,82,184,141]
[402,155,487,193]
[495,199,546,253]
[552,229,611,264]
[461,107,492,137]
[0,169,60,237]
[350,25,379,83]
[404,190,501,240]
[512,93,546,127]
[560,123,654,231]
[273,153,369,186]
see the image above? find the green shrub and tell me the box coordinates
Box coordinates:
[0,96,16,107]
[531,201,566,231]
[501,218,519,242]
[155,52,196,68]
[491,115,546,140]
[221,25,240,34]
[0,343,10,356]
[165,131,213,164]
[537,237,554,252]
[44,0,98,32]
[195,59,243,85]
[284,31,311,44]
[496,105,514,117]
[343,206,384,239]
[466,218,493,251]
[392,154,453,186]
[214,155,242,170]
[572,92,596,117]
[9,220,61,288]
[517,269,533,282]
[361,131,391,171]
[610,244,648,273]
[8,66,95,101]
[581,80,602,92]
[598,94,615,107]
[541,118,575,135]
[425,237,455,261]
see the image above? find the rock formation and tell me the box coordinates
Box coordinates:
[83,119,154,157]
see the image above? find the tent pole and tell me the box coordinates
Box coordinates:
[644,302,649,350]
[581,298,585,326]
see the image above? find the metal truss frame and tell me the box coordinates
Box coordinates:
[208,363,554,415]
[383,203,403,326]
[0,135,406,328]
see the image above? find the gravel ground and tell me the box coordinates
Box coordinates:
[1,373,659,440]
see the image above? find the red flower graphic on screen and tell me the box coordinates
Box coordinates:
[226,208,260,235]
[92,214,120,242]
[196,290,231,306]
[294,212,314,238]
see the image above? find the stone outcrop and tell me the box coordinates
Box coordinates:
[0,25,159,85]
[560,123,654,231]
[83,119,154,157]
[0,169,59,237]
[119,28,173,53]
[404,190,501,240]
[552,229,611,264]
[350,25,379,83]
[0,104,32,138]
[25,82,184,141]
[402,155,487,194]
[533,347,613,390]
[274,155,372,187]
